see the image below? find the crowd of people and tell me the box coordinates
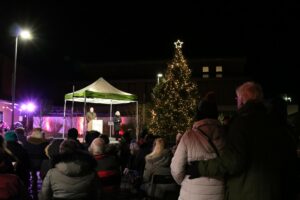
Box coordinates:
[0,122,176,199]
[0,81,299,200]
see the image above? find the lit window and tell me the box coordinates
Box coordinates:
[202,74,209,78]
[216,66,223,72]
[216,74,223,78]
[202,66,209,73]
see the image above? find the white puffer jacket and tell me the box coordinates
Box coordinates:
[171,119,225,200]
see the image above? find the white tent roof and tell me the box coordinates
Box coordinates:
[64,77,137,104]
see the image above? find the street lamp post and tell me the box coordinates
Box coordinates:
[157,73,163,84]
[11,29,32,130]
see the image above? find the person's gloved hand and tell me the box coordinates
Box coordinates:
[186,161,201,179]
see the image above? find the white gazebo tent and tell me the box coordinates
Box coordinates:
[63,77,138,139]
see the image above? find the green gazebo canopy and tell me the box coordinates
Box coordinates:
[64,77,137,104]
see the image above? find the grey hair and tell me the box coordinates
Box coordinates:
[236,81,264,103]
[88,138,105,155]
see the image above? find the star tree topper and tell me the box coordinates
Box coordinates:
[174,39,184,49]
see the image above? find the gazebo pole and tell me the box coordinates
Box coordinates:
[71,85,75,128]
[136,101,139,141]
[62,100,67,139]
[83,93,87,141]
[109,100,112,138]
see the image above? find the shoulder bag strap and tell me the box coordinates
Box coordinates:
[197,127,220,157]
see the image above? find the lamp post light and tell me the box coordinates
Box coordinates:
[282,94,292,103]
[20,102,36,131]
[157,73,163,84]
[11,29,32,130]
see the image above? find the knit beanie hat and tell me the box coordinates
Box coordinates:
[195,91,218,121]
[4,131,18,142]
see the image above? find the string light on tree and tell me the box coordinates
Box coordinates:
[149,39,198,140]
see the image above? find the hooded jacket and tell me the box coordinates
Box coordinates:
[142,148,178,199]
[39,151,99,200]
[194,101,297,200]
[171,119,225,200]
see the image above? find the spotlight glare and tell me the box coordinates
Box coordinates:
[20,104,27,111]
[27,102,36,112]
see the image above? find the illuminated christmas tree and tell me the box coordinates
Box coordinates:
[149,40,198,140]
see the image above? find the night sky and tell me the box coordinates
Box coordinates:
[0,1,299,104]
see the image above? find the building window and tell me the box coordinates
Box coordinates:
[216,66,223,72]
[202,66,209,73]
[202,74,209,78]
[216,73,223,78]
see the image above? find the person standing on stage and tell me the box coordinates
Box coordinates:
[113,111,122,139]
[86,107,97,124]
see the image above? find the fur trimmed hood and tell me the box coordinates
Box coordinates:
[145,149,172,167]
[52,151,97,177]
